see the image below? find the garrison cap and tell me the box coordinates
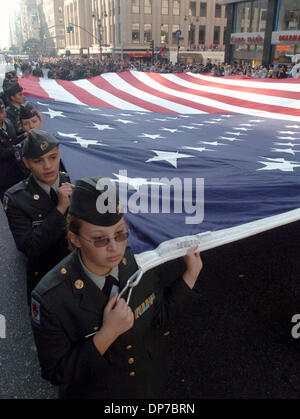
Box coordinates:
[69,176,123,226]
[5,82,23,98]
[5,70,17,79]
[22,129,59,158]
[20,102,39,120]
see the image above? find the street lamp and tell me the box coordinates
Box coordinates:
[91,10,107,62]
[184,15,199,50]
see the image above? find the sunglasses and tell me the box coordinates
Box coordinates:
[78,230,129,248]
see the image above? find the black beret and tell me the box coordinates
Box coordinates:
[69,177,123,227]
[22,129,59,158]
[5,82,23,98]
[20,102,39,120]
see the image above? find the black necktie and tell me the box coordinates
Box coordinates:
[102,275,119,298]
[50,188,58,205]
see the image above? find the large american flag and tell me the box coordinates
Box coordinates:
[19,72,300,269]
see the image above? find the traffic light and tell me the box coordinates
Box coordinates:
[67,26,74,34]
[150,40,154,55]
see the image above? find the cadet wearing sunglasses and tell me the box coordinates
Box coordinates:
[31,176,203,399]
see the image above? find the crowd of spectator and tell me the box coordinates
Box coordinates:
[13,56,300,80]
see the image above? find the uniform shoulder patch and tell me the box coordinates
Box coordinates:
[2,194,9,211]
[31,297,41,325]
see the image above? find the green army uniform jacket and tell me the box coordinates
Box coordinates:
[31,247,199,399]
[4,171,70,300]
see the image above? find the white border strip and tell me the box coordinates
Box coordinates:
[135,208,300,271]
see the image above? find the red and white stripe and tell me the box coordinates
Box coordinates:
[19,70,300,121]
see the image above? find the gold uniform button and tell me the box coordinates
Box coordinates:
[74,279,84,289]
[128,357,134,365]
[33,194,40,200]
[122,257,127,265]
[60,268,67,275]
[129,371,135,377]
[38,214,43,218]
[126,345,133,350]
[164,331,170,336]
[24,181,29,186]
[34,272,39,276]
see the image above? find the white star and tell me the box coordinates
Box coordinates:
[203,121,219,124]
[179,125,199,129]
[160,128,181,133]
[88,107,100,111]
[37,101,50,107]
[220,115,233,118]
[199,141,227,146]
[285,125,300,129]
[139,133,166,140]
[112,173,163,190]
[179,115,190,118]
[166,117,179,120]
[57,132,107,148]
[42,108,66,119]
[92,123,115,131]
[115,119,135,124]
[154,118,168,122]
[226,132,247,136]
[274,142,299,147]
[271,148,300,156]
[182,146,214,152]
[232,127,252,131]
[191,123,204,126]
[146,150,194,168]
[278,131,298,135]
[276,136,300,141]
[211,118,223,121]
[249,119,263,122]
[257,157,300,172]
[239,124,254,127]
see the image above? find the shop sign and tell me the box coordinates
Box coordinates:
[230,32,264,44]
[272,30,300,44]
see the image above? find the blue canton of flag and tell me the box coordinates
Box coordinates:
[30,98,300,264]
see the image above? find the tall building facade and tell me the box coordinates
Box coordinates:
[220,0,300,66]
[62,0,227,61]
[38,0,66,56]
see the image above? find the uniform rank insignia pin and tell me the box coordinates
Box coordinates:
[74,279,84,289]
[122,257,127,265]
[40,141,49,151]
[33,194,40,200]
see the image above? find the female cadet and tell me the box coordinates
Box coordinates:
[31,176,203,399]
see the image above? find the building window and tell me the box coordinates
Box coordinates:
[277,0,299,30]
[199,25,205,44]
[161,0,169,15]
[132,23,140,43]
[189,1,196,16]
[235,0,268,33]
[214,26,220,44]
[173,0,180,16]
[144,0,152,15]
[144,23,152,42]
[200,3,207,17]
[172,24,180,44]
[215,4,222,18]
[161,24,169,43]
[132,0,140,14]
